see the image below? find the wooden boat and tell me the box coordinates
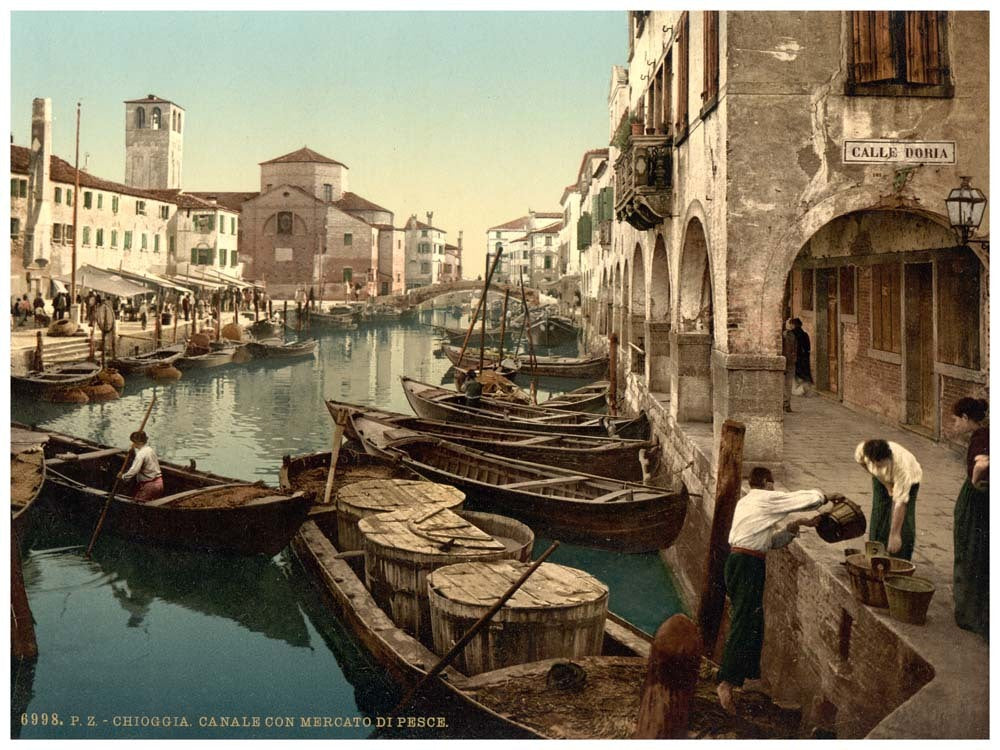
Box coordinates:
[11,427,47,542]
[32,427,311,555]
[291,520,799,738]
[245,337,317,360]
[401,377,649,438]
[10,361,101,398]
[306,310,358,329]
[353,416,683,552]
[110,343,186,374]
[443,344,608,380]
[537,381,609,412]
[175,345,237,370]
[335,410,655,482]
[527,313,578,347]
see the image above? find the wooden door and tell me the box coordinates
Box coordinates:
[904,263,935,430]
[815,268,839,395]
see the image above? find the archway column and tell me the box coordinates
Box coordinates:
[671,331,713,422]
[711,351,785,465]
[645,320,671,392]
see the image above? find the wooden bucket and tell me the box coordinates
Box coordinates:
[816,498,867,543]
[844,554,916,607]
[427,560,609,675]
[337,479,464,552]
[359,506,518,641]
[885,575,935,625]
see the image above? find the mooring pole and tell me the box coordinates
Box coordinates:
[696,419,746,656]
[608,332,619,416]
[634,614,702,738]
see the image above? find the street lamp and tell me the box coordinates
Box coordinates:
[944,176,988,247]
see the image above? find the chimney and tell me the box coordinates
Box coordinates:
[458,230,463,250]
[426,211,433,229]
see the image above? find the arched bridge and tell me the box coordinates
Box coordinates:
[398,280,540,308]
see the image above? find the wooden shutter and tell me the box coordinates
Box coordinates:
[905,11,942,84]
[852,11,894,83]
[661,53,672,135]
[675,12,689,134]
[702,11,719,103]
[871,262,901,353]
[839,265,856,316]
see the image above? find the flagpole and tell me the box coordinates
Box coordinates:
[71,101,81,322]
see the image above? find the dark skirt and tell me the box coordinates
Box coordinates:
[868,477,917,560]
[954,478,989,640]
[717,552,766,686]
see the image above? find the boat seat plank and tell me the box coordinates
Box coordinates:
[593,488,634,503]
[145,482,250,507]
[46,447,123,467]
[500,475,588,490]
[516,435,558,446]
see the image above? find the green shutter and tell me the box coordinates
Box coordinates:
[577,213,592,250]
[191,248,198,264]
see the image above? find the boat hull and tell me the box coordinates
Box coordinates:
[110,344,186,374]
[443,345,608,379]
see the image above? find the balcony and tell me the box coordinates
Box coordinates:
[614,134,673,231]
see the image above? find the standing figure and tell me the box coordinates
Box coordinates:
[308,286,316,310]
[716,467,837,712]
[53,291,67,321]
[781,319,798,412]
[182,294,191,321]
[855,439,921,560]
[122,431,164,503]
[462,368,483,407]
[790,318,812,395]
[950,397,989,640]
[139,299,148,331]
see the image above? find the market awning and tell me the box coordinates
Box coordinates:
[167,274,227,291]
[54,265,150,298]
[115,269,195,294]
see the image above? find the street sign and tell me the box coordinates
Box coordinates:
[95,301,116,333]
[842,139,956,165]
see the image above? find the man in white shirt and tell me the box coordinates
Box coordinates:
[716,467,842,713]
[854,439,921,560]
[122,431,164,503]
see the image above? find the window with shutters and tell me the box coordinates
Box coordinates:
[231,250,238,266]
[96,228,104,247]
[82,227,91,246]
[848,11,952,97]
[870,262,902,354]
[53,223,62,243]
[937,254,980,370]
[111,195,118,213]
[839,265,857,317]
[11,218,20,237]
[701,11,720,117]
[576,212,592,250]
[84,191,93,209]
[124,230,132,250]
[675,12,690,141]
[655,54,673,136]
[54,187,62,203]
[111,230,118,248]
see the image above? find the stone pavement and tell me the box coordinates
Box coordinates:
[780,391,988,739]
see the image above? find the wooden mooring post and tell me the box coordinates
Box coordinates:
[634,614,702,738]
[695,419,746,656]
[11,531,38,661]
[33,331,44,371]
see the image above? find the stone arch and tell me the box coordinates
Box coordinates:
[151,107,162,129]
[678,217,713,333]
[649,233,670,322]
[631,243,646,312]
[600,266,610,335]
[646,233,672,392]
[622,259,631,347]
[612,262,622,338]
[135,107,145,129]
[673,217,714,422]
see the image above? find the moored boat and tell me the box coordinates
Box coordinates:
[443,344,608,380]
[245,338,317,360]
[352,415,684,552]
[110,343,186,374]
[537,381,609,412]
[175,345,237,370]
[11,427,47,543]
[329,408,654,481]
[10,361,102,398]
[401,376,648,438]
[32,427,311,555]
[527,313,578,347]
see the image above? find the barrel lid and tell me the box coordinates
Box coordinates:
[358,506,504,556]
[337,479,463,513]
[428,560,608,609]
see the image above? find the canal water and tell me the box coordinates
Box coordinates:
[11,312,684,740]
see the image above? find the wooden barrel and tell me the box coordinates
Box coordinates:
[816,498,867,543]
[427,560,609,675]
[358,506,517,641]
[455,510,533,562]
[337,479,464,552]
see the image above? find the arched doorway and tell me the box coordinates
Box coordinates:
[612,263,621,339]
[621,259,630,350]
[785,208,984,438]
[630,244,646,380]
[673,218,713,422]
[647,234,671,392]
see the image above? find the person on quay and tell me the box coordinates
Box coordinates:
[122,431,164,503]
[182,294,191,321]
[781,319,798,412]
[855,438,921,560]
[790,318,813,396]
[950,397,989,640]
[463,368,483,407]
[716,467,841,713]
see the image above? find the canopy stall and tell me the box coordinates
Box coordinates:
[54,265,150,299]
[114,269,195,295]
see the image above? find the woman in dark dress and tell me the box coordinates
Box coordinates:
[950,397,989,640]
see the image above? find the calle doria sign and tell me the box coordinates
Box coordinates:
[843,140,956,164]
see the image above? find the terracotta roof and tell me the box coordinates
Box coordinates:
[488,215,532,232]
[413,219,446,232]
[11,145,171,203]
[334,192,391,214]
[534,221,562,234]
[444,243,460,251]
[576,148,609,185]
[260,146,348,168]
[187,191,259,212]
[535,212,563,218]
[124,94,180,107]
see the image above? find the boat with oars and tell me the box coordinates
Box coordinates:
[401,376,648,438]
[244,337,318,361]
[325,404,654,482]
[351,415,685,552]
[443,344,609,380]
[110,343,186,375]
[28,426,311,555]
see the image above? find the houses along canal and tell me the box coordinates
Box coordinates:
[11,314,683,740]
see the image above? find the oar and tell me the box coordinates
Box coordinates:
[387,540,560,717]
[322,408,350,505]
[84,395,157,558]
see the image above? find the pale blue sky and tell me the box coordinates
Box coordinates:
[10,11,624,276]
